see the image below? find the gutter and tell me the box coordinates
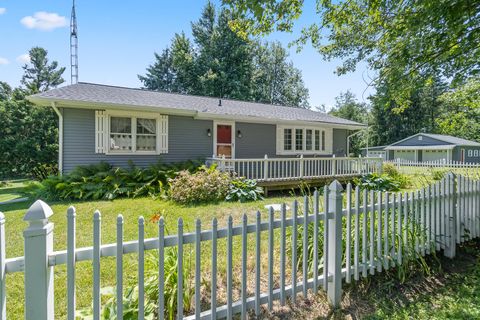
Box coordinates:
[51,102,63,175]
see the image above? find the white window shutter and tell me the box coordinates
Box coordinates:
[276,126,283,155]
[157,115,168,154]
[95,110,107,154]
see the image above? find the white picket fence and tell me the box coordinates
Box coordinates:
[209,156,383,181]
[386,159,480,175]
[1,173,479,319]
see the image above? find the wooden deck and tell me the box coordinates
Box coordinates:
[209,156,383,194]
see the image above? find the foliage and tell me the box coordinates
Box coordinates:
[78,248,194,320]
[224,0,480,105]
[382,163,410,189]
[431,169,448,181]
[38,161,200,201]
[225,177,264,202]
[354,173,400,192]
[138,2,309,108]
[21,47,65,94]
[436,76,480,142]
[329,90,369,155]
[168,165,231,204]
[0,87,58,179]
[31,163,59,181]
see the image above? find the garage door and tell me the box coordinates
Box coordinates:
[394,150,416,161]
[423,150,448,162]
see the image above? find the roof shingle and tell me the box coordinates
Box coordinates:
[29,82,365,127]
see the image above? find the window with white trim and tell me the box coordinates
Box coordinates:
[95,111,168,154]
[277,126,328,154]
[468,149,473,157]
[474,150,479,157]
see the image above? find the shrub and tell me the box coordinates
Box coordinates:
[225,177,264,202]
[382,162,410,189]
[431,169,447,181]
[38,160,201,201]
[354,173,401,192]
[168,165,231,204]
[383,162,399,177]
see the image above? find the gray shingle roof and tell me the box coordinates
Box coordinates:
[420,133,480,146]
[29,82,365,127]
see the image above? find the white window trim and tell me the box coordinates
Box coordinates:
[104,110,167,155]
[276,125,331,155]
[213,120,235,158]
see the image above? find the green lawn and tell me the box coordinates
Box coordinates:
[1,171,479,319]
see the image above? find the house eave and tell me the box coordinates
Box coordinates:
[28,96,365,130]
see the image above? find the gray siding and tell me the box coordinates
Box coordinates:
[63,108,213,173]
[452,146,480,163]
[332,129,348,157]
[235,122,277,158]
[394,134,453,147]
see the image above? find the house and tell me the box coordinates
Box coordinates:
[362,145,387,160]
[364,133,480,163]
[28,83,365,173]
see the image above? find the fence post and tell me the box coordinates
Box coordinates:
[332,157,337,176]
[445,173,457,258]
[327,180,343,307]
[0,212,5,320]
[23,200,55,320]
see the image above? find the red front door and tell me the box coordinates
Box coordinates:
[216,124,233,158]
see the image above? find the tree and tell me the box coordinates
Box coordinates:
[21,47,65,94]
[0,47,63,178]
[139,2,310,107]
[329,90,368,124]
[329,90,368,155]
[436,77,480,142]
[251,41,309,107]
[224,0,480,105]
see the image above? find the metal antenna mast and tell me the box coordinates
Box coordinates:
[70,0,78,84]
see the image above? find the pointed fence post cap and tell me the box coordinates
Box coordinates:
[328,180,344,193]
[24,200,53,222]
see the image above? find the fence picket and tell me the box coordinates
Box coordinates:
[397,193,402,266]
[116,215,124,320]
[211,218,217,320]
[313,190,320,291]
[177,218,184,320]
[292,200,299,298]
[0,213,4,320]
[323,187,329,288]
[362,188,368,278]
[302,196,309,297]
[255,211,261,315]
[158,218,165,320]
[354,186,360,281]
[280,204,287,304]
[195,219,201,319]
[241,214,248,319]
[268,207,275,308]
[138,217,145,320]
[376,191,382,273]
[93,211,101,320]
[227,216,233,320]
[369,190,375,275]
[384,192,389,270]
[67,206,76,320]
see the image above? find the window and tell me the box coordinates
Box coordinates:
[474,150,479,157]
[278,126,328,154]
[295,129,303,151]
[110,117,133,152]
[98,111,168,155]
[468,149,473,157]
[321,131,325,151]
[306,129,313,150]
[418,136,423,141]
[284,129,292,151]
[314,130,320,151]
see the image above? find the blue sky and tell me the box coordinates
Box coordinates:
[0,0,374,109]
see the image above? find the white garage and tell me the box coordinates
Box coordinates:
[393,150,416,161]
[423,150,449,162]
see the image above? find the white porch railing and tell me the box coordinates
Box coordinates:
[1,173,478,319]
[208,156,383,181]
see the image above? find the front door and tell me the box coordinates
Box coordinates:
[215,123,234,158]
[461,149,466,162]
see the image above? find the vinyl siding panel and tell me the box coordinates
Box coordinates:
[394,135,454,147]
[235,122,277,158]
[63,108,213,173]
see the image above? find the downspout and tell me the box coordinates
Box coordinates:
[51,102,63,175]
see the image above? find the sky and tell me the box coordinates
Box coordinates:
[0,0,375,109]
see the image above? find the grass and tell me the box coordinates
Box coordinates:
[1,170,479,319]
[0,180,38,203]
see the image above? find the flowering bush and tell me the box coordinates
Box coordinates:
[168,165,231,204]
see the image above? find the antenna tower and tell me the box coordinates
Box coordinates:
[70,0,78,84]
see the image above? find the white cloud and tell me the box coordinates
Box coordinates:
[0,57,9,65]
[16,54,30,64]
[20,12,67,31]
[0,8,6,15]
